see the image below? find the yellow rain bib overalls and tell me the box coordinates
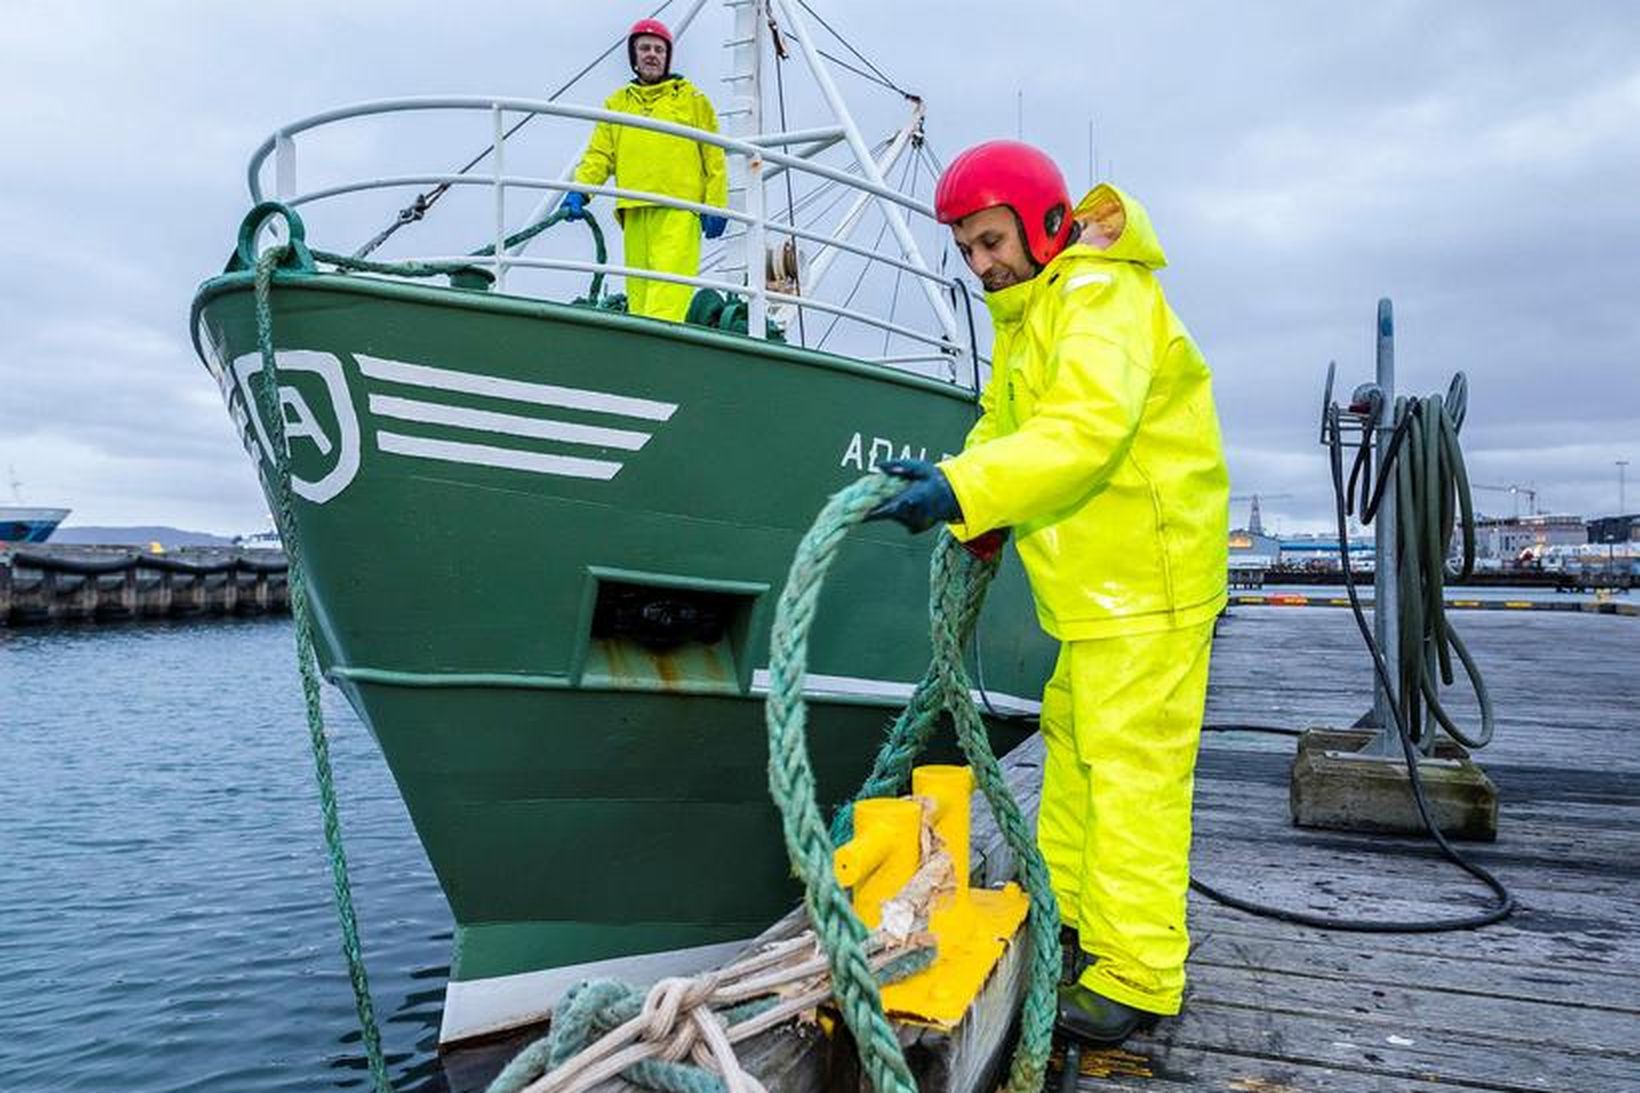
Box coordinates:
[573,76,729,321]
[941,185,1230,1014]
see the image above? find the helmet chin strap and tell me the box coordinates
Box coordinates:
[1010,204,1073,275]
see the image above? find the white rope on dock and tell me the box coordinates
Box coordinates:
[513,928,936,1093]
[501,832,956,1093]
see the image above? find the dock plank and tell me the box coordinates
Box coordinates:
[1183,928,1637,1012]
[1123,1001,1640,1092]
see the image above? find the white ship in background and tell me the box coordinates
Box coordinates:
[1,469,69,543]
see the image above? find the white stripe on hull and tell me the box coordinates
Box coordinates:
[440,936,754,1047]
[368,394,653,451]
[0,507,70,522]
[358,356,678,422]
[376,432,623,480]
[751,669,1042,718]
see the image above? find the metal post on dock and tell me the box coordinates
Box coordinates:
[1368,298,1400,756]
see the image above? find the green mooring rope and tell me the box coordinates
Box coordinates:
[253,244,395,1092]
[241,201,600,1093]
[765,474,1061,1093]
[306,206,608,300]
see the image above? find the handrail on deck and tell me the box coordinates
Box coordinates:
[244,95,971,381]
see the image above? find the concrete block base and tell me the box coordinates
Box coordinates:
[1290,728,1498,842]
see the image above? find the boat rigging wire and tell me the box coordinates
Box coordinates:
[814,150,915,349]
[768,8,807,346]
[795,0,910,96]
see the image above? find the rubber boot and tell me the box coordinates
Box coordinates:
[1058,926,1086,986]
[1056,982,1162,1046]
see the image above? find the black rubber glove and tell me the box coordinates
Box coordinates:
[866,459,963,533]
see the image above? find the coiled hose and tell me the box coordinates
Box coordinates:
[1190,373,1514,932]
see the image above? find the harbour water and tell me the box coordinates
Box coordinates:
[1,618,454,1091]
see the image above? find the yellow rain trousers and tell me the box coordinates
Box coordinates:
[573,76,728,322]
[940,185,1229,1013]
[1037,623,1213,1013]
[620,206,701,322]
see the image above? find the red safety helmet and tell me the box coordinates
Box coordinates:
[628,18,674,73]
[934,140,1073,267]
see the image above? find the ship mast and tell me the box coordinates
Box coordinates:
[720,0,767,332]
[716,0,964,371]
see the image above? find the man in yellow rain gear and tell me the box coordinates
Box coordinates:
[564,18,729,321]
[868,140,1230,1045]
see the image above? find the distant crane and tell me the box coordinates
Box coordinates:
[1472,483,1539,518]
[1229,492,1294,537]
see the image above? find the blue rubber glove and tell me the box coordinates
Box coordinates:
[700,213,728,239]
[561,192,589,219]
[866,459,963,533]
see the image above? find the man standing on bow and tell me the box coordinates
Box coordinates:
[867,141,1230,1046]
[564,18,729,322]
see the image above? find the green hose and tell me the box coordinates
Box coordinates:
[1190,370,1514,934]
[1359,377,1495,751]
[468,206,609,301]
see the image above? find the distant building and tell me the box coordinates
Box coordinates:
[1276,535,1374,571]
[1225,528,1277,587]
[1586,513,1640,545]
[1476,514,1587,563]
[1228,528,1281,564]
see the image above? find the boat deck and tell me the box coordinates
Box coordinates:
[1058,605,1640,1091]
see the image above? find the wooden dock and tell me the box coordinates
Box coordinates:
[0,544,289,625]
[445,605,1639,1092]
[1085,605,1640,1091]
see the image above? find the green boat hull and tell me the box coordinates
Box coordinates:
[191,272,1054,1043]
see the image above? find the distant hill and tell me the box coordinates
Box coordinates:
[51,525,237,548]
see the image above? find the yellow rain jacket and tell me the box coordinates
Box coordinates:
[942,185,1229,640]
[573,76,729,219]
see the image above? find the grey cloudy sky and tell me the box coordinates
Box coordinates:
[2,1,1635,534]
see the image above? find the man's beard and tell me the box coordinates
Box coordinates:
[982,267,1021,292]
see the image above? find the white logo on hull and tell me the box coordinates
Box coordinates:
[231,351,362,504]
[224,350,680,505]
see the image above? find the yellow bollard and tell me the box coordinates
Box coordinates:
[913,765,973,897]
[833,764,1029,1028]
[833,796,922,929]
